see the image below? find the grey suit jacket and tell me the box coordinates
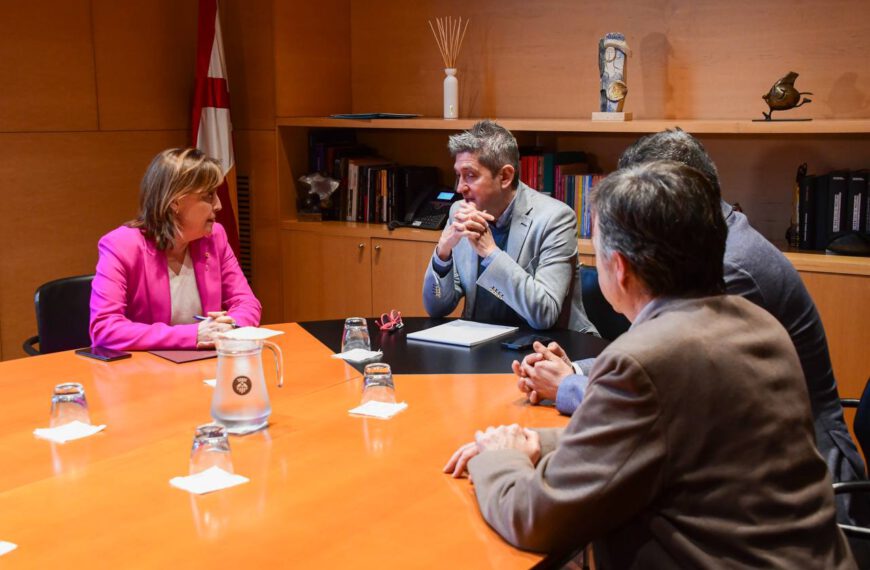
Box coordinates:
[468,295,855,569]
[422,183,595,333]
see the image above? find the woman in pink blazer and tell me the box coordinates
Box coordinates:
[90,148,261,350]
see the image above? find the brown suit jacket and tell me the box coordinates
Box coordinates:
[468,295,855,569]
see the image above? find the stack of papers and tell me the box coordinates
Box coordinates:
[220,327,284,340]
[332,348,383,363]
[349,400,408,419]
[169,467,249,495]
[33,421,106,444]
[406,320,518,347]
[0,542,17,557]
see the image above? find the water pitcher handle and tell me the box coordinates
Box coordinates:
[263,341,284,388]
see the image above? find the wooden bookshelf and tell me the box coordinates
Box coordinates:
[578,238,870,277]
[277,117,870,135]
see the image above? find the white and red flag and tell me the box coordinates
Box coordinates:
[192,0,240,254]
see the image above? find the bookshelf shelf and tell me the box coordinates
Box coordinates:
[277,117,870,135]
[277,119,870,278]
[577,238,870,276]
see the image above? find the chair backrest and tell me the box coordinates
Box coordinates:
[853,378,870,459]
[33,274,94,354]
[580,265,631,342]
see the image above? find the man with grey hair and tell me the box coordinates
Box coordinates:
[515,129,869,532]
[445,161,854,569]
[422,120,595,333]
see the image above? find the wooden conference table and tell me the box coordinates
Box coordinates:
[0,321,607,568]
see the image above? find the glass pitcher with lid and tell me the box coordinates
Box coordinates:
[211,333,283,435]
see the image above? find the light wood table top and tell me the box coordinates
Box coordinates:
[0,323,569,568]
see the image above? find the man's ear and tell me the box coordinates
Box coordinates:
[612,251,632,293]
[499,165,515,190]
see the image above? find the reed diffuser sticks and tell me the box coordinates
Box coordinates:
[428,16,470,68]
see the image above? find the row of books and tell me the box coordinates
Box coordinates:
[308,130,439,223]
[310,131,604,230]
[518,149,602,238]
[558,174,604,238]
[517,149,593,195]
[793,168,870,251]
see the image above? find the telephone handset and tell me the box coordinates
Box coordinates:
[389,187,461,231]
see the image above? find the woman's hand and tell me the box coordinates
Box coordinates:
[196,316,233,348]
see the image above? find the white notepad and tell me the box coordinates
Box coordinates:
[406,320,518,347]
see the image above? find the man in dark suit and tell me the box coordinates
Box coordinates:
[444,161,855,568]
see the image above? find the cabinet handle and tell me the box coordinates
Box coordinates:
[374,245,381,251]
[358,243,365,249]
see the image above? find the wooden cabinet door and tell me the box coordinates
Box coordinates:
[371,238,462,317]
[282,230,372,322]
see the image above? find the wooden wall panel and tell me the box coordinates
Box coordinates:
[801,272,870,400]
[0,132,187,359]
[273,0,351,117]
[222,0,276,131]
[351,0,870,120]
[91,0,198,131]
[235,129,282,325]
[0,0,98,132]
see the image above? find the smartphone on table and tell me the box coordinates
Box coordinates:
[75,346,132,362]
[501,334,554,351]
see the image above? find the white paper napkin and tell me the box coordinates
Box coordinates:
[203,378,216,387]
[0,542,17,557]
[33,421,106,444]
[332,348,383,363]
[169,466,249,495]
[220,326,284,340]
[349,400,408,419]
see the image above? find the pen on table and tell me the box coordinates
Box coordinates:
[194,315,239,328]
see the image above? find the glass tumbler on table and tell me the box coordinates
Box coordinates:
[342,317,371,352]
[50,382,91,427]
[362,363,396,404]
[189,423,234,475]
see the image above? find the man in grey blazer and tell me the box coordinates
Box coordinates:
[445,162,855,568]
[422,120,595,333]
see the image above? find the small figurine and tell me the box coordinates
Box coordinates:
[760,72,812,121]
[297,173,339,215]
[598,33,630,113]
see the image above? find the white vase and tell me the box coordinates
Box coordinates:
[443,68,458,119]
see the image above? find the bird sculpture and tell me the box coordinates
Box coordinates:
[761,72,812,120]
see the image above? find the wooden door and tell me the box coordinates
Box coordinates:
[282,230,372,322]
[371,238,462,318]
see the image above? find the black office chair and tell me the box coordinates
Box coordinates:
[580,265,630,342]
[834,377,870,547]
[22,274,94,356]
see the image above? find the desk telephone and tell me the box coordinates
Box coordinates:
[389,187,461,231]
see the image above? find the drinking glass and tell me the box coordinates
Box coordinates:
[362,363,396,403]
[189,423,234,475]
[50,382,90,427]
[342,317,371,352]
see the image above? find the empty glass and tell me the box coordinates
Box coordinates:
[50,382,90,427]
[189,423,234,475]
[342,317,371,352]
[362,363,396,403]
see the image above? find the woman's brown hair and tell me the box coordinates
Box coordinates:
[127,148,223,250]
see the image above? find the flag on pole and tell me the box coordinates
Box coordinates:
[192,0,240,254]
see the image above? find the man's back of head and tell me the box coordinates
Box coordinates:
[618,129,722,200]
[592,160,726,298]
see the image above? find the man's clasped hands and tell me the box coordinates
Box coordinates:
[436,202,498,261]
[443,340,574,478]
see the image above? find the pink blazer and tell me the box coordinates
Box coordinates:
[89,223,261,350]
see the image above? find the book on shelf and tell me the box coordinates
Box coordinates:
[796,166,870,254]
[846,170,867,234]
